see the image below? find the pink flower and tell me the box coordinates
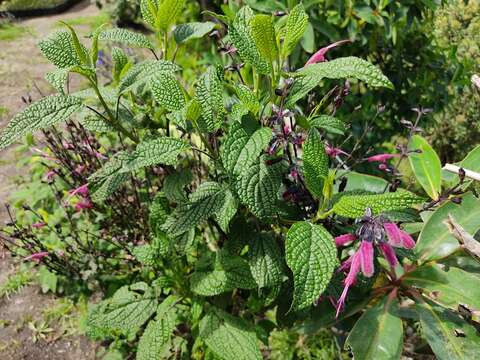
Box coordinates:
[74,165,86,175]
[379,242,399,268]
[283,124,292,136]
[336,250,361,317]
[383,222,415,249]
[74,198,93,212]
[69,184,89,198]
[63,142,75,150]
[335,233,356,246]
[32,222,46,229]
[367,153,400,163]
[25,251,49,262]
[359,240,374,277]
[305,39,351,66]
[325,144,349,158]
[44,170,57,182]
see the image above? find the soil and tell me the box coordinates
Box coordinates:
[0,2,100,358]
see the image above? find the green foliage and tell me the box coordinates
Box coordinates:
[99,28,154,49]
[302,128,328,199]
[250,14,278,64]
[285,222,337,311]
[195,66,225,132]
[281,3,308,58]
[173,22,216,44]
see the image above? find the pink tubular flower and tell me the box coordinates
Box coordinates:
[359,241,374,277]
[32,222,46,229]
[25,251,49,262]
[74,165,86,175]
[379,243,399,268]
[336,251,361,317]
[325,144,349,158]
[74,198,93,212]
[305,39,351,66]
[44,170,57,182]
[69,184,89,198]
[335,233,356,247]
[383,222,415,249]
[367,153,400,163]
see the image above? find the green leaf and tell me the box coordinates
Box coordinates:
[45,68,69,94]
[248,233,285,288]
[87,282,158,339]
[111,47,130,83]
[237,155,288,219]
[408,135,442,200]
[195,67,225,132]
[403,264,480,311]
[285,222,337,311]
[39,30,87,69]
[332,190,424,218]
[121,137,191,173]
[250,14,278,64]
[89,151,130,201]
[38,266,58,294]
[60,21,89,66]
[162,182,226,236]
[136,307,177,360]
[417,300,480,360]
[287,56,393,106]
[415,193,480,261]
[173,22,216,43]
[233,84,260,114]
[335,171,389,193]
[0,95,83,150]
[199,308,262,360]
[163,169,192,203]
[303,128,328,199]
[214,189,238,233]
[151,73,185,111]
[346,297,403,360]
[157,0,186,31]
[282,3,308,57]
[119,60,180,94]
[140,0,161,29]
[309,115,346,135]
[229,6,271,75]
[99,28,154,49]
[191,254,256,296]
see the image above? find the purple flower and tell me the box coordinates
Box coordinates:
[44,170,57,182]
[305,39,351,66]
[367,153,400,163]
[25,251,49,262]
[325,144,349,158]
[334,211,416,316]
[74,165,86,175]
[68,184,89,198]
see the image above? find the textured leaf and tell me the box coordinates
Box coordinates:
[99,28,154,49]
[332,190,424,218]
[408,135,442,200]
[214,189,238,233]
[303,128,328,199]
[173,22,216,43]
[191,254,256,296]
[157,0,185,31]
[248,233,285,288]
[80,114,114,132]
[229,6,271,75]
[0,95,82,150]
[233,84,260,114]
[45,68,69,94]
[250,14,278,63]
[285,222,337,310]
[111,47,130,83]
[415,193,480,261]
[287,57,393,106]
[87,282,157,339]
[199,308,262,360]
[282,3,308,57]
[417,300,480,360]
[237,155,288,219]
[89,151,130,201]
[163,169,192,203]
[151,73,185,111]
[121,137,191,173]
[119,60,180,94]
[140,0,161,29]
[403,264,480,311]
[162,182,226,236]
[309,115,346,135]
[195,67,224,132]
[346,297,403,360]
[39,30,87,68]
[335,171,389,193]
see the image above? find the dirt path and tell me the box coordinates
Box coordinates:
[0,2,100,358]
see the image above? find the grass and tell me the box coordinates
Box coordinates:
[0,106,9,118]
[0,22,30,41]
[0,266,33,299]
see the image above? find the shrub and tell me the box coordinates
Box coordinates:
[2,1,480,359]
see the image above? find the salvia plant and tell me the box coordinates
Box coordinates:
[1,1,480,359]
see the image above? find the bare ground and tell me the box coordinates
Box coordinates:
[0,2,100,358]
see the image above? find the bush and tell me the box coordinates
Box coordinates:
[2,1,480,359]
